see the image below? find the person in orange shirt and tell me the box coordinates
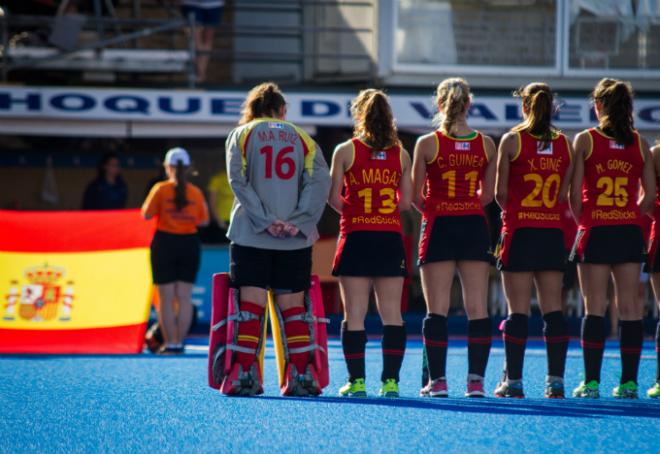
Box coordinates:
[142,147,209,354]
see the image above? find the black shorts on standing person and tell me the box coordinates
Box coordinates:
[229,244,312,293]
[419,215,492,265]
[333,231,407,277]
[150,231,201,284]
[576,225,646,265]
[497,227,567,272]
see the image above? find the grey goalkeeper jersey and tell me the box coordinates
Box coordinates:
[225,117,331,250]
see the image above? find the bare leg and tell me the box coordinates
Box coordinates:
[577,264,611,316]
[373,277,404,326]
[456,260,490,320]
[339,276,371,330]
[196,27,215,82]
[156,283,177,345]
[534,271,563,315]
[612,263,643,320]
[501,271,533,315]
[420,261,455,316]
[174,281,194,345]
[239,286,268,307]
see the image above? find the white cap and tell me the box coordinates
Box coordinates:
[164,147,191,166]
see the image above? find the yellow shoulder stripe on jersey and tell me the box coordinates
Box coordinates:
[426,132,439,165]
[511,132,522,162]
[585,130,594,161]
[562,133,572,163]
[237,124,256,174]
[292,124,317,176]
[479,132,491,163]
[636,131,645,162]
[345,140,356,172]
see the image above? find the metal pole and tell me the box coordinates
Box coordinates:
[93,0,103,40]
[187,12,197,88]
[8,19,187,70]
[0,6,7,82]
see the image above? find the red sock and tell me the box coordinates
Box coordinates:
[235,301,264,369]
[282,306,311,373]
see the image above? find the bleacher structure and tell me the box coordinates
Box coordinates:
[0,0,377,87]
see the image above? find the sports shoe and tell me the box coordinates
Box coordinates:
[144,322,163,354]
[465,378,486,398]
[494,380,524,398]
[646,382,660,398]
[299,364,322,396]
[613,381,638,399]
[156,344,183,355]
[281,363,306,396]
[572,380,600,399]
[544,377,565,399]
[420,378,448,397]
[338,378,367,397]
[220,363,263,396]
[379,378,400,398]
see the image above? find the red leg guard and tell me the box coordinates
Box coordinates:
[282,306,312,373]
[235,301,264,369]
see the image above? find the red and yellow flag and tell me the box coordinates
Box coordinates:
[0,210,155,353]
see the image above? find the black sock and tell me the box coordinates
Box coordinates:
[581,315,605,383]
[619,319,643,384]
[382,325,406,382]
[543,311,569,378]
[341,321,367,382]
[467,317,492,378]
[656,321,660,382]
[503,313,528,381]
[423,313,448,380]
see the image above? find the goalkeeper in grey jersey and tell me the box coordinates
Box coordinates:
[221,82,331,396]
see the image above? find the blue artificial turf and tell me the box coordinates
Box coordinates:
[1,338,659,453]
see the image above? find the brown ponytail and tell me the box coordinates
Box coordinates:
[592,78,634,146]
[434,77,471,136]
[174,161,188,211]
[351,89,399,150]
[512,82,555,147]
[239,82,286,125]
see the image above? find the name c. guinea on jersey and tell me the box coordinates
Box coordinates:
[424,131,488,218]
[437,153,485,169]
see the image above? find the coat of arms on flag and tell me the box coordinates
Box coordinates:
[4,264,74,322]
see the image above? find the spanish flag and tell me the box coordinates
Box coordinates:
[0,210,155,354]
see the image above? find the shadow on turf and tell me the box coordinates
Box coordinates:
[253,395,660,419]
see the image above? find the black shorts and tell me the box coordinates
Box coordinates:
[229,243,312,293]
[418,215,492,265]
[498,228,566,272]
[150,231,201,284]
[181,6,223,26]
[332,231,407,277]
[577,225,646,264]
